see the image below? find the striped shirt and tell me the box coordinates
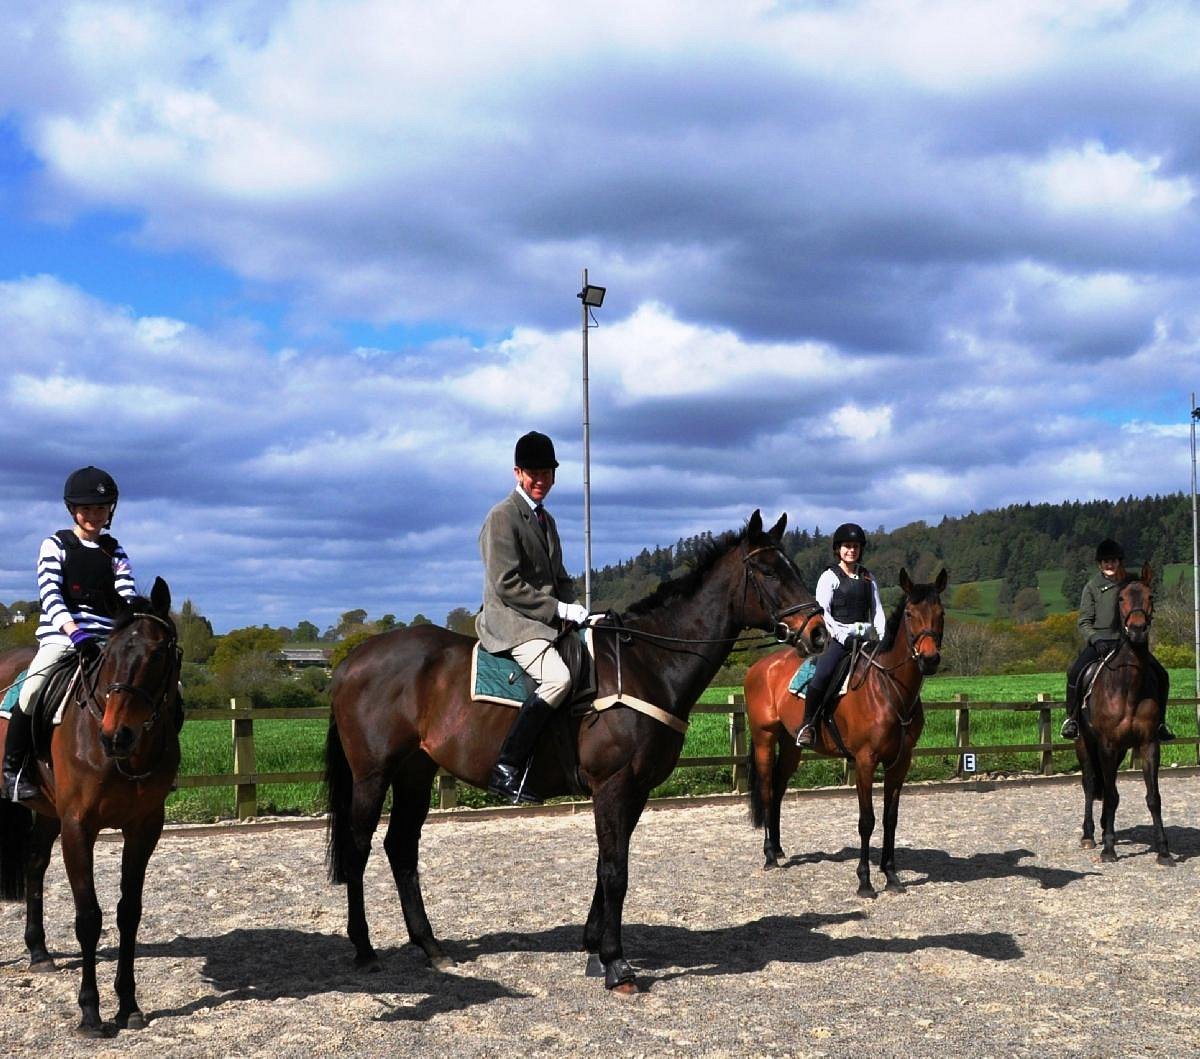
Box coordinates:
[34,533,138,646]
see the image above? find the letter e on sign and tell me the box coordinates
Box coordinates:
[962,752,977,773]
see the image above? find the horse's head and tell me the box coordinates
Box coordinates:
[95,577,179,760]
[898,567,947,676]
[1119,564,1154,647]
[742,510,828,654]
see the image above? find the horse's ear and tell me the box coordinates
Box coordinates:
[1141,562,1153,587]
[899,567,912,594]
[767,512,786,541]
[150,577,171,616]
[747,510,763,537]
[935,568,949,593]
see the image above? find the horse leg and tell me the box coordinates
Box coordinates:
[25,815,61,970]
[60,816,107,1037]
[853,754,877,898]
[583,862,605,976]
[879,754,912,894]
[1141,738,1172,865]
[112,809,164,1030]
[1098,751,1120,863]
[1078,741,1098,849]
[767,740,801,869]
[344,771,390,970]
[590,769,648,993]
[383,755,454,969]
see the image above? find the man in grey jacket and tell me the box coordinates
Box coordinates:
[477,431,589,803]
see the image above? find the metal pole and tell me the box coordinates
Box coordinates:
[582,267,593,610]
[1191,392,1199,699]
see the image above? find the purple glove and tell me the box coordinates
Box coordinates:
[69,628,101,663]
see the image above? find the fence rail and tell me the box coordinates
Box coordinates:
[181,695,1200,819]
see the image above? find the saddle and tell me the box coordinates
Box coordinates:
[780,646,860,750]
[1,654,82,760]
[470,627,596,708]
[1080,645,1163,716]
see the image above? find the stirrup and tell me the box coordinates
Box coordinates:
[795,723,816,748]
[1060,717,1079,739]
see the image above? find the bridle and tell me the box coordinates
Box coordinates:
[742,543,824,646]
[78,612,180,777]
[1119,581,1152,640]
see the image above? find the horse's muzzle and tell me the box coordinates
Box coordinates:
[100,726,138,759]
[917,652,941,677]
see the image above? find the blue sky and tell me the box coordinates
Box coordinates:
[0,0,1196,632]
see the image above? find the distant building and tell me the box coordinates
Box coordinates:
[277,647,332,670]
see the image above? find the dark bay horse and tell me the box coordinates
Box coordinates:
[744,568,947,896]
[324,511,826,993]
[1075,565,1172,864]
[0,579,181,1037]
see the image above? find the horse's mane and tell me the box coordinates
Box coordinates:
[879,579,941,651]
[625,527,746,618]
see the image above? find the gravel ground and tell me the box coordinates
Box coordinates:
[2,772,1199,1058]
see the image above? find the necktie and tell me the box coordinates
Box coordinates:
[534,504,548,535]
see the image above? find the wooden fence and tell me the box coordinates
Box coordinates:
[179,695,1200,819]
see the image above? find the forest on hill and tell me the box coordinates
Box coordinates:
[588,492,1195,616]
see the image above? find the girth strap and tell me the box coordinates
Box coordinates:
[592,694,689,735]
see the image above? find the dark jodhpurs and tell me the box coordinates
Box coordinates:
[804,637,850,714]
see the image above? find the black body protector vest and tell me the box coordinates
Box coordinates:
[827,564,873,624]
[56,530,120,616]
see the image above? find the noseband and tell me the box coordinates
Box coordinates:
[742,544,824,643]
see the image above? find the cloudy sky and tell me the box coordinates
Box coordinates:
[0,0,1196,631]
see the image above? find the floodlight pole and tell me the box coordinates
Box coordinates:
[582,268,593,610]
[1191,392,1199,700]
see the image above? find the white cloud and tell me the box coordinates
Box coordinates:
[1024,141,1194,217]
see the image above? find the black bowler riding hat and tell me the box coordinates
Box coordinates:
[1095,538,1125,562]
[831,522,868,553]
[64,465,119,506]
[514,431,558,469]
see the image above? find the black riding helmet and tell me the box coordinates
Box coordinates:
[514,431,558,469]
[64,466,119,527]
[831,522,868,554]
[1095,538,1125,562]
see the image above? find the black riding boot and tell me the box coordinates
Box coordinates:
[1060,680,1081,739]
[1,709,39,802]
[488,694,555,804]
[794,691,822,748]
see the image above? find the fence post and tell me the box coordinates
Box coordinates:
[438,770,458,810]
[231,696,257,820]
[730,694,748,794]
[1037,693,1053,775]
[954,694,970,777]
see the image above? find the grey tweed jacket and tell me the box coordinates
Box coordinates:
[475,490,577,653]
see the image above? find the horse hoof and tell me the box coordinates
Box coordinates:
[763,859,779,871]
[74,1021,113,1040]
[584,954,604,978]
[116,1011,147,1031]
[604,958,637,991]
[856,886,877,900]
[1080,838,1095,850]
[354,954,382,974]
[29,958,56,974]
[1157,854,1176,867]
[429,954,457,972]
[611,980,639,996]
[1100,850,1117,863]
[885,881,906,895]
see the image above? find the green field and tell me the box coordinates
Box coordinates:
[165,668,1198,822]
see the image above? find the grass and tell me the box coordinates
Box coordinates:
[165,669,1199,822]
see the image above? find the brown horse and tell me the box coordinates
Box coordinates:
[1075,565,1172,864]
[744,568,947,897]
[0,579,180,1037]
[324,511,827,993]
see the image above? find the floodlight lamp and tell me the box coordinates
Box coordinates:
[578,284,606,308]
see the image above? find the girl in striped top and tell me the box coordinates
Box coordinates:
[2,466,138,801]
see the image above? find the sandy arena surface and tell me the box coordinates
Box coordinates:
[2,772,1199,1058]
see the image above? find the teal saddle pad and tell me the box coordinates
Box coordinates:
[787,655,817,696]
[471,629,595,707]
[1,670,28,715]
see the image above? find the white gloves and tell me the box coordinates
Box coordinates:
[850,622,878,641]
[558,601,590,625]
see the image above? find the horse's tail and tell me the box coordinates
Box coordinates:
[323,720,353,885]
[747,744,766,829]
[0,800,31,900]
